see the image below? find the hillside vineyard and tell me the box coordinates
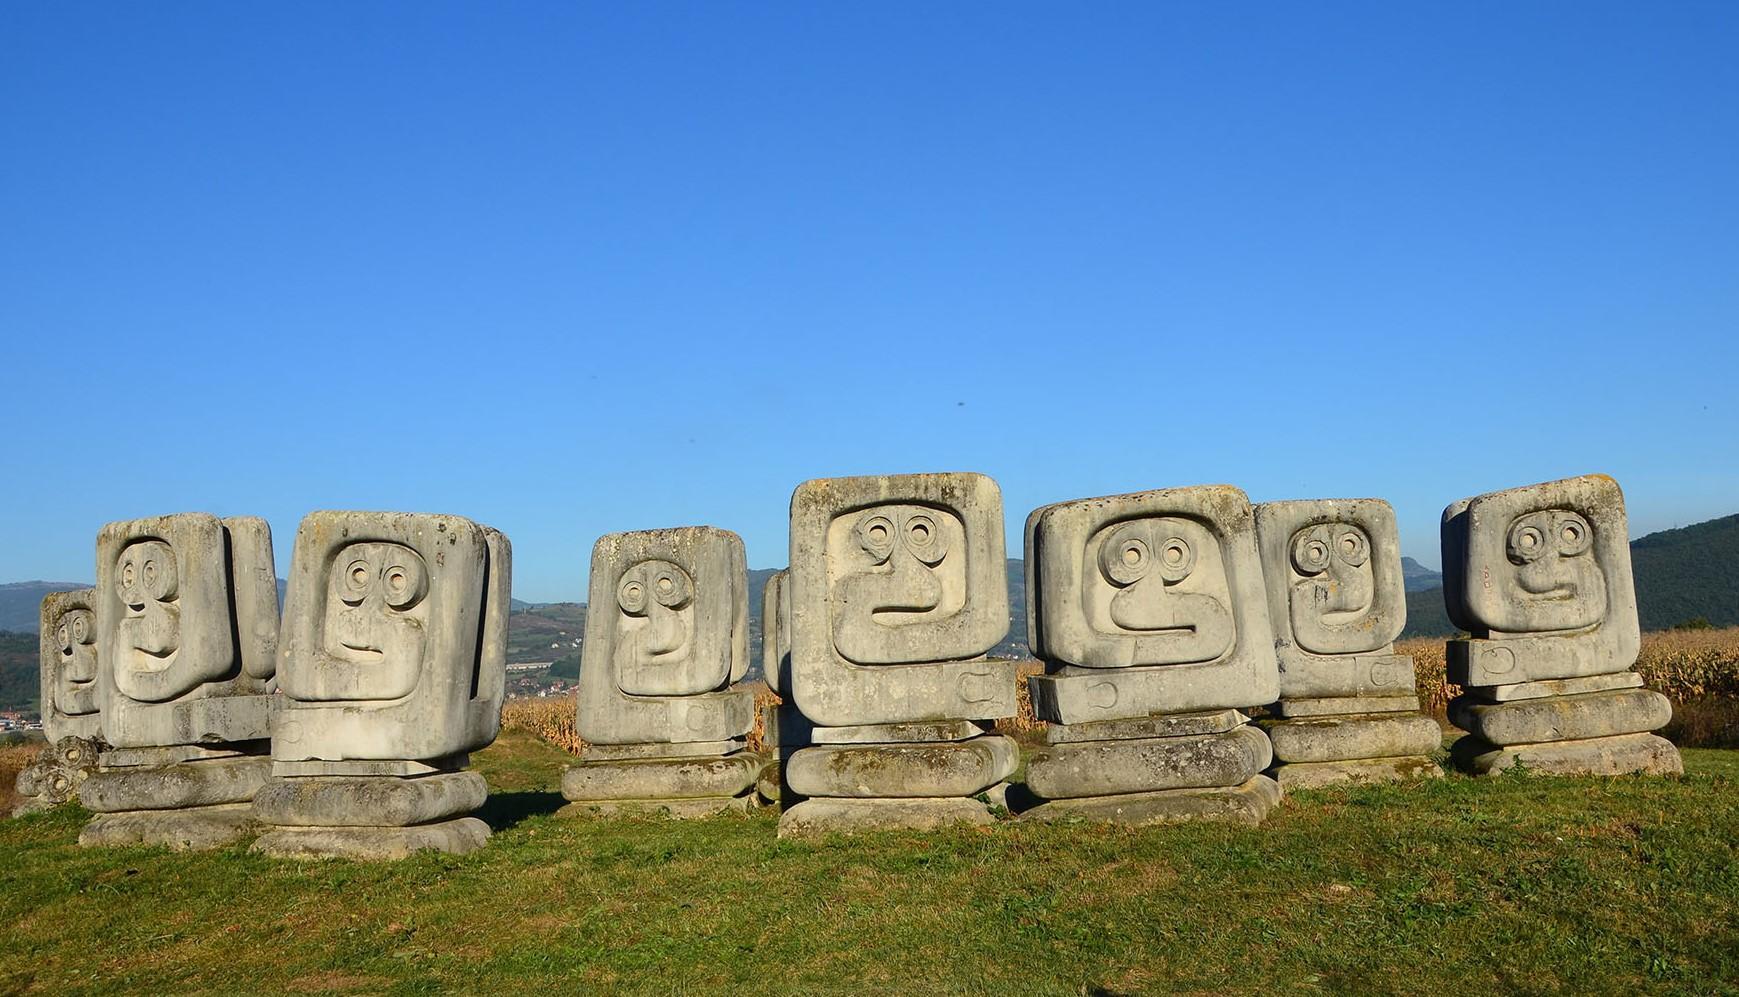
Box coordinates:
[17,473,1681,853]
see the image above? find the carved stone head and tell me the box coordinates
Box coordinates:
[1255,499,1405,657]
[275,511,510,762]
[39,589,102,741]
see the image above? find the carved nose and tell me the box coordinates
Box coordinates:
[874,549,942,613]
[332,604,384,652]
[1110,576,1178,631]
[129,603,181,653]
[1517,556,1574,595]
[1317,561,1372,614]
[641,602,688,655]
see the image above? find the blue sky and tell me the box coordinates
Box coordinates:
[4,3,1736,602]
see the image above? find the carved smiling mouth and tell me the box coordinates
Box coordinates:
[336,642,385,663]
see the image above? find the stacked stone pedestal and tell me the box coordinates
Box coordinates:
[1263,697,1444,791]
[562,741,768,817]
[1019,709,1281,826]
[78,744,270,850]
[253,759,493,859]
[779,719,1017,834]
[12,736,102,817]
[1447,671,1681,776]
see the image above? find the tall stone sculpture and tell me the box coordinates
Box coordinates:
[1253,499,1442,789]
[78,514,278,849]
[1020,486,1282,825]
[777,472,1020,835]
[13,590,106,815]
[560,526,768,817]
[253,511,510,858]
[1441,475,1681,775]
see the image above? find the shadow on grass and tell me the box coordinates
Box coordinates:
[476,790,567,832]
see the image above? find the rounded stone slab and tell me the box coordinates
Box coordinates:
[252,817,492,860]
[557,794,759,819]
[1448,688,1671,746]
[253,771,487,827]
[79,803,257,850]
[1272,695,1420,719]
[1018,776,1281,827]
[582,740,746,761]
[1264,714,1444,764]
[79,756,271,813]
[1024,725,1271,800]
[1041,709,1247,745]
[776,797,993,837]
[784,735,1019,798]
[1272,756,1443,791]
[1452,732,1683,777]
[1469,670,1643,703]
[807,719,987,745]
[561,752,766,802]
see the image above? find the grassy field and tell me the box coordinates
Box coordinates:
[1,730,1735,996]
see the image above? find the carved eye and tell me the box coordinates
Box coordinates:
[856,514,896,562]
[1336,528,1370,567]
[1292,528,1332,576]
[137,542,177,601]
[651,565,693,609]
[1155,536,1194,583]
[619,573,648,615]
[340,557,374,605]
[1098,526,1152,586]
[117,554,139,602]
[381,556,428,610]
[68,611,91,644]
[1507,518,1548,564]
[902,513,948,566]
[1555,513,1593,557]
[56,621,74,654]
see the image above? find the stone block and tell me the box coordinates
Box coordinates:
[1041,709,1247,745]
[787,472,1015,727]
[777,797,993,837]
[1264,714,1444,764]
[1024,725,1272,799]
[274,511,510,763]
[252,817,492,859]
[79,756,271,812]
[11,736,102,816]
[762,569,791,694]
[784,735,1019,798]
[583,739,745,761]
[1272,756,1442,791]
[101,744,258,767]
[806,719,986,745]
[79,803,257,850]
[1468,671,1643,703]
[560,752,765,801]
[1452,732,1683,777]
[253,772,487,827]
[558,795,759,819]
[1448,688,1671,746]
[271,756,466,778]
[1018,775,1281,827]
[1272,695,1420,718]
[39,589,103,742]
[1025,485,1278,718]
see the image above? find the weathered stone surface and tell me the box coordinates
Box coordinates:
[557,795,759,819]
[1272,695,1420,718]
[39,589,103,742]
[80,756,270,812]
[11,737,103,816]
[1041,709,1246,745]
[785,736,1019,798]
[271,756,466,778]
[1264,714,1444,764]
[807,719,987,745]
[1019,776,1282,827]
[1452,732,1683,777]
[79,803,256,850]
[583,740,745,761]
[1024,486,1278,720]
[1468,671,1643,703]
[561,752,765,802]
[1272,756,1442,791]
[252,817,492,859]
[1024,725,1272,800]
[1448,688,1671,746]
[254,772,487,827]
[777,797,993,837]
[274,511,510,763]
[788,473,1016,727]
[102,744,257,768]
[762,569,791,694]
[1441,475,1640,684]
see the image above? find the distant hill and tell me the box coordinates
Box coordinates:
[1401,557,1443,592]
[0,582,89,632]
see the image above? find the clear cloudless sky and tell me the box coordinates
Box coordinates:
[3,3,1736,602]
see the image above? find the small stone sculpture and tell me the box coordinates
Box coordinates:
[14,590,108,815]
[253,511,510,858]
[1442,475,1680,776]
[1254,499,1443,789]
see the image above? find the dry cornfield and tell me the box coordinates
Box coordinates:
[500,686,781,756]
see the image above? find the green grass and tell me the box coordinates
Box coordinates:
[1,738,1735,996]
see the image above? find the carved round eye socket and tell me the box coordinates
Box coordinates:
[857,514,896,562]
[619,575,648,615]
[902,513,949,565]
[1291,529,1332,576]
[381,558,428,610]
[1156,536,1195,583]
[1555,513,1593,556]
[1099,529,1152,586]
[56,622,73,654]
[1336,528,1370,567]
[652,566,694,609]
[340,558,373,604]
[140,545,178,600]
[69,612,91,644]
[1507,521,1547,564]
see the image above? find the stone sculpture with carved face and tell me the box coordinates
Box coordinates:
[39,589,103,742]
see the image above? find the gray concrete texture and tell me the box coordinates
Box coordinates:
[1024,724,1272,800]
[39,589,103,742]
[1017,775,1282,827]
[784,735,1019,798]
[1263,713,1444,764]
[777,797,995,836]
[1448,688,1672,746]
[1452,732,1683,777]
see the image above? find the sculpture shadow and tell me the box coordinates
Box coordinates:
[475,789,567,832]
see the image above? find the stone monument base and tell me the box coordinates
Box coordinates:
[1448,681,1681,777]
[775,723,1016,837]
[12,736,102,817]
[252,767,491,859]
[560,745,767,818]
[1014,709,1281,826]
[77,746,270,850]
[1262,709,1444,790]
